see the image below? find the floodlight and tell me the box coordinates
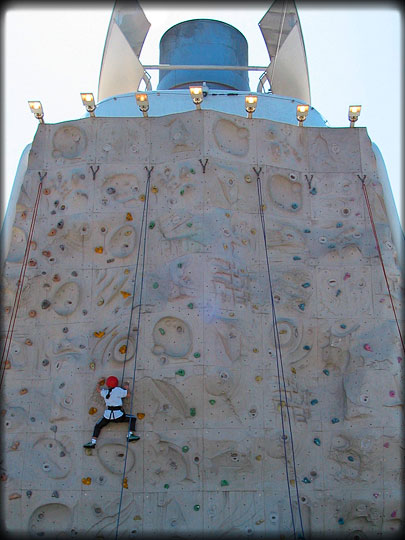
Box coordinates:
[245,95,258,118]
[80,93,96,117]
[296,104,309,126]
[189,86,204,109]
[348,105,361,127]
[136,93,149,117]
[28,101,44,123]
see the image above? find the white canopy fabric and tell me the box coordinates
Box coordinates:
[259,0,311,103]
[98,1,150,102]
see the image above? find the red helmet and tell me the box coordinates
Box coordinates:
[106,376,119,388]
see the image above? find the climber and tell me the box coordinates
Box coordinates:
[83,375,140,449]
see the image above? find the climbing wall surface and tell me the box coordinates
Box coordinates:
[1,111,403,538]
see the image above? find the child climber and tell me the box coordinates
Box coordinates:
[83,375,140,449]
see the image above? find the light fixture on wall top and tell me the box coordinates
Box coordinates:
[80,93,96,117]
[28,101,44,123]
[296,104,309,126]
[245,95,258,118]
[348,105,361,127]
[189,86,204,109]
[136,93,149,117]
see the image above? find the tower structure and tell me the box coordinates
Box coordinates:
[1,2,403,538]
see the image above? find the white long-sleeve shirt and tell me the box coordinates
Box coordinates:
[100,387,127,419]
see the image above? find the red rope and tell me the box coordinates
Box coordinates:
[361,178,405,353]
[0,175,44,388]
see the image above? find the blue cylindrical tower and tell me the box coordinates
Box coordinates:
[157,19,249,91]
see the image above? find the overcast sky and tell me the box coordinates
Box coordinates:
[2,3,402,228]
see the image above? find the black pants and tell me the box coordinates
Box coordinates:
[93,412,136,438]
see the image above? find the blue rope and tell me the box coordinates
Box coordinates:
[255,169,305,539]
[115,167,153,538]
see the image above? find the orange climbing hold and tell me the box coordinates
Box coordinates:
[94,246,104,254]
[88,407,97,415]
[126,212,133,221]
[81,477,91,485]
[120,291,131,298]
[119,345,127,354]
[19,388,28,395]
[94,331,105,338]
[123,477,128,489]
[137,412,145,419]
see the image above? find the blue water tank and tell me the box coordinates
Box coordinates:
[157,19,249,91]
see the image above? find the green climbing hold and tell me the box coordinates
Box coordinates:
[180,189,185,196]
[193,504,200,511]
[293,256,301,260]
[310,399,318,405]
[347,455,354,462]
[182,445,189,453]
[328,243,336,249]
[220,480,229,486]
[302,282,310,288]
[177,263,183,268]
[313,438,321,446]
[176,369,185,376]
[149,221,155,229]
[187,303,194,309]
[340,324,347,329]
[298,303,305,311]
[302,477,311,484]
[323,369,330,376]
[152,282,159,289]
[190,169,196,174]
[193,352,201,358]
[186,222,193,228]
[190,408,196,417]
[158,328,165,335]
[164,484,169,489]
[209,399,216,405]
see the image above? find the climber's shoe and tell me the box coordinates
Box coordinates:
[83,441,96,449]
[127,434,140,442]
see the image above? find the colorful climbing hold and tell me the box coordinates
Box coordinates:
[193,505,200,511]
[310,399,318,405]
[152,282,159,289]
[255,375,263,382]
[151,186,158,194]
[123,477,128,489]
[119,345,127,354]
[328,243,336,249]
[81,477,91,485]
[190,408,196,417]
[186,222,193,227]
[94,331,105,338]
[313,438,321,446]
[338,518,344,525]
[340,324,347,329]
[220,480,229,486]
[182,446,189,453]
[303,345,311,351]
[88,407,97,415]
[336,289,341,297]
[323,369,330,376]
[158,328,166,335]
[389,390,395,397]
[302,477,311,484]
[126,212,133,221]
[193,352,201,358]
[336,222,343,228]
[187,303,194,309]
[180,189,185,196]
[304,229,311,234]
[120,291,131,298]
[176,369,185,376]
[209,399,216,405]
[190,169,195,174]
[293,256,302,260]
[347,456,354,462]
[298,303,305,311]
[301,282,310,288]
[310,187,317,195]
[137,412,145,419]
[291,367,296,374]
[149,221,155,229]
[253,348,259,353]
[139,194,145,201]
[164,484,169,489]
[331,417,340,424]
[343,272,351,280]
[291,203,298,209]
[363,344,372,352]
[94,246,103,254]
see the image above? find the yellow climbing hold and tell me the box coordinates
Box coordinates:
[124,269,130,274]
[94,331,105,338]
[250,228,256,235]
[119,345,127,354]
[291,367,297,374]
[255,455,262,461]
[126,212,133,221]
[94,246,103,254]
[279,329,287,334]
[133,516,142,521]
[255,375,263,382]
[123,477,128,489]
[139,194,145,201]
[19,388,28,395]
[261,204,266,211]
[81,477,91,485]
[253,348,259,353]
[89,362,96,370]
[120,291,131,298]
[137,412,145,420]
[225,212,231,218]
[151,186,158,194]
[88,407,97,415]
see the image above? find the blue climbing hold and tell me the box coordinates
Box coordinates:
[298,303,305,311]
[304,229,311,234]
[310,187,317,195]
[323,369,330,376]
[328,243,336,249]
[302,477,311,484]
[302,282,310,288]
[331,417,340,424]
[313,438,321,446]
[310,399,318,405]
[336,289,341,297]
[347,455,354,462]
[340,324,347,329]
[293,256,301,260]
[336,222,343,228]
[338,518,344,525]
[291,203,298,209]
[303,345,311,351]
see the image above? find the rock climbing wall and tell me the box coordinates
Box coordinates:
[1,110,403,538]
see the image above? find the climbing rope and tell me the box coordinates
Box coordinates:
[114,166,153,538]
[0,173,44,389]
[254,167,305,539]
[359,175,405,353]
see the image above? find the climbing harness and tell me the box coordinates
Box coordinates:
[358,175,405,353]
[253,166,305,540]
[0,172,45,390]
[114,166,153,538]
